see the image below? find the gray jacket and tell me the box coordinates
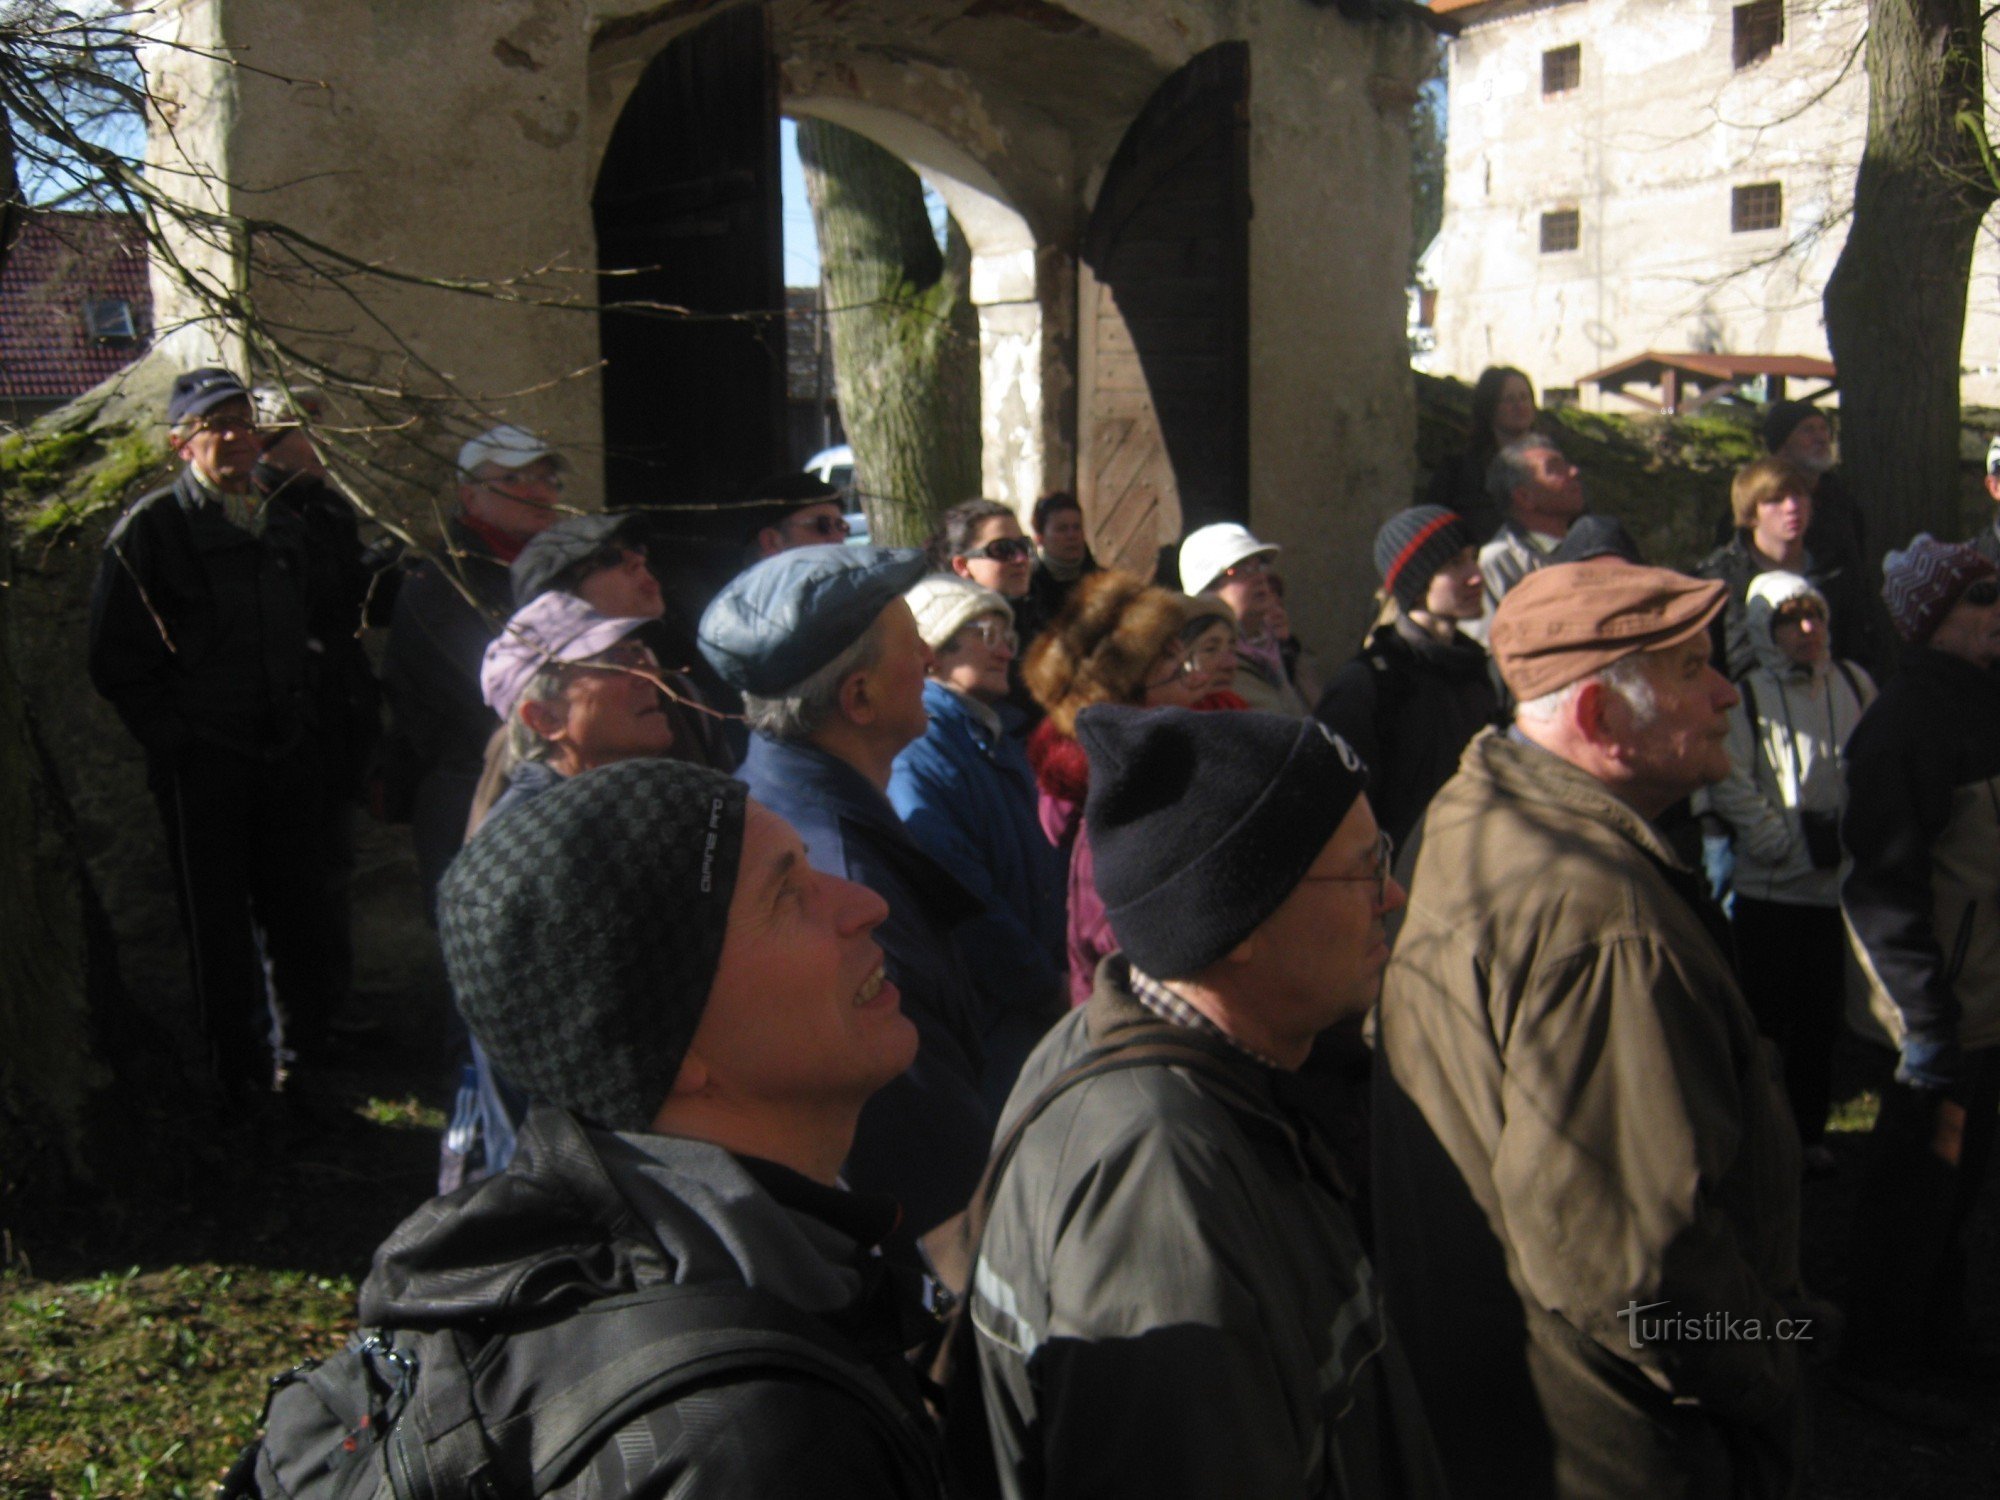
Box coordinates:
[972,959,1446,1500]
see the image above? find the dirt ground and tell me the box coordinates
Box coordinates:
[2,1002,1997,1497]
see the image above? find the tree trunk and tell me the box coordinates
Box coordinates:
[1823,0,1996,550]
[797,118,980,548]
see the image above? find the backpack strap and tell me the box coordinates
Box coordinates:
[505,1282,937,1494]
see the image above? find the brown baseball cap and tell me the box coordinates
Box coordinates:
[1490,560,1727,701]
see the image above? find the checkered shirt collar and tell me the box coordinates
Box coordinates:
[1125,964,1281,1070]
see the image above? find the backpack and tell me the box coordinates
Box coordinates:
[219,1280,941,1500]
[926,1027,1252,1500]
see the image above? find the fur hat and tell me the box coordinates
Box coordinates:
[1022,570,1186,738]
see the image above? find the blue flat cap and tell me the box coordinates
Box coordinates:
[699,544,929,696]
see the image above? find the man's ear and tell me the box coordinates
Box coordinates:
[837,668,875,727]
[756,528,783,558]
[665,1050,710,1099]
[1571,678,1613,746]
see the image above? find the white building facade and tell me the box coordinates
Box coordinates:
[1421,0,2000,408]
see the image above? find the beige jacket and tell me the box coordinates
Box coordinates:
[1374,729,1804,1500]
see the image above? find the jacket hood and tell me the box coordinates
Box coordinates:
[358,1108,872,1330]
[1744,571,1827,678]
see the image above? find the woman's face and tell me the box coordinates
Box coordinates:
[1140,633,1206,708]
[952,514,1034,599]
[576,546,665,620]
[1421,546,1487,621]
[1185,620,1237,692]
[931,612,1017,703]
[540,639,675,773]
[1493,375,1537,441]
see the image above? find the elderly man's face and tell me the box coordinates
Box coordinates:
[1777,414,1836,476]
[764,502,850,555]
[1231,794,1405,1048]
[1517,447,1584,524]
[688,802,918,1105]
[1928,577,2000,668]
[461,457,564,541]
[1605,636,1739,804]
[175,397,262,494]
[854,600,934,753]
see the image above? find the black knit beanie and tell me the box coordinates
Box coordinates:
[1079,705,1368,979]
[1762,400,1817,454]
[438,759,748,1131]
[1373,505,1473,612]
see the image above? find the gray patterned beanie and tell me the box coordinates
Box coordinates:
[438,759,748,1131]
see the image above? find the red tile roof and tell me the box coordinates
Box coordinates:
[0,210,152,401]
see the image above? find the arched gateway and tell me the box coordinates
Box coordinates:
[141,0,1439,642]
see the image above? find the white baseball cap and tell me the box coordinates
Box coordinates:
[459,423,560,477]
[1178,522,1280,596]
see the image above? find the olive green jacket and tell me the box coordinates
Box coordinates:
[1374,729,1804,1500]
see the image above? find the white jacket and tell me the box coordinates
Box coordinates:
[1705,573,1875,906]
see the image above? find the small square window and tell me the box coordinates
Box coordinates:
[1540,209,1580,254]
[1734,1,1784,69]
[1543,44,1581,96]
[1732,182,1783,233]
[83,298,138,346]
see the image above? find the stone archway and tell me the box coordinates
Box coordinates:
[785,96,1050,513]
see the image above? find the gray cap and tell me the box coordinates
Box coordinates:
[511,512,646,607]
[698,544,928,696]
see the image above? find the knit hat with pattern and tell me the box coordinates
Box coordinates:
[1881,534,1998,645]
[1373,506,1474,611]
[438,759,748,1131]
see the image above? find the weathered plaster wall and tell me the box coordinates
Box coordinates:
[1426,0,2000,408]
[141,0,609,525]
[1243,2,1435,649]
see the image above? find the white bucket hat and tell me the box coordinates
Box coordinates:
[1178,522,1280,596]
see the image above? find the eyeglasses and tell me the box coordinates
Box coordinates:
[790,512,851,540]
[961,536,1034,564]
[1221,555,1271,582]
[192,415,259,439]
[1964,579,2000,608]
[962,618,1019,652]
[1303,830,1397,908]
[582,640,659,673]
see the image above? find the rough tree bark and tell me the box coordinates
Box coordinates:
[797,118,980,548]
[1823,0,1996,549]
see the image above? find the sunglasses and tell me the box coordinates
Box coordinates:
[961,536,1034,564]
[790,512,851,540]
[1963,579,2000,608]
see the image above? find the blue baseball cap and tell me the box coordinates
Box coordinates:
[167,367,251,426]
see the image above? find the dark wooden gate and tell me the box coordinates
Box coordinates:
[1078,42,1251,580]
[593,6,785,519]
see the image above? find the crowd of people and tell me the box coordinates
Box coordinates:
[85,363,2000,1496]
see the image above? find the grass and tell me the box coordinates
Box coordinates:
[0,1264,355,1498]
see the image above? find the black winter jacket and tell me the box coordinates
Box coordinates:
[359,1107,944,1498]
[1314,617,1499,848]
[380,518,514,783]
[88,469,316,761]
[1842,647,2000,1056]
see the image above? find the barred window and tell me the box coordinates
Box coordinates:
[1542,44,1581,96]
[1734,1,1783,69]
[1732,182,1783,233]
[1540,209,1580,254]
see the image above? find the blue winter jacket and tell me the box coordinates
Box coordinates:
[891,681,1067,1036]
[740,733,993,1239]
